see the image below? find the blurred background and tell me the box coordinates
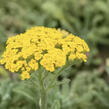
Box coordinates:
[0,0,109,109]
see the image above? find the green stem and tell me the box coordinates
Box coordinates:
[39,68,48,109]
[40,89,47,109]
[38,62,72,109]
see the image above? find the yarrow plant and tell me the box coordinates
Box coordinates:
[0,26,89,109]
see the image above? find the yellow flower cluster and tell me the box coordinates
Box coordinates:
[0,26,89,80]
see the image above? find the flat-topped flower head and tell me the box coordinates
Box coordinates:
[0,26,90,80]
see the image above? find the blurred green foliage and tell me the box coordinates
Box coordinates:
[0,0,109,109]
[1,70,109,109]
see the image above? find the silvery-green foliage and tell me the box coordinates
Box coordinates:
[0,79,38,109]
[1,70,109,109]
[48,71,109,109]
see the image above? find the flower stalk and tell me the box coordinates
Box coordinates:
[40,88,47,109]
[38,68,48,109]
